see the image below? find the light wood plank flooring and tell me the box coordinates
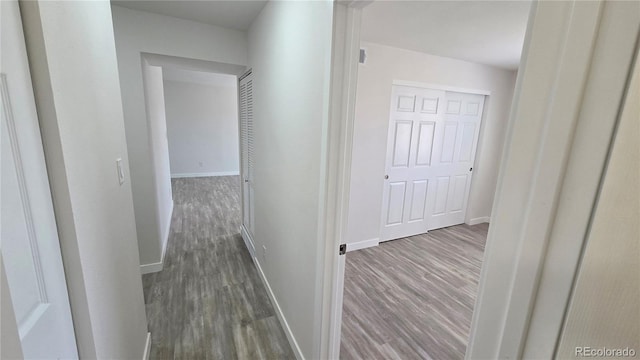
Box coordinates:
[340,223,489,360]
[142,176,294,359]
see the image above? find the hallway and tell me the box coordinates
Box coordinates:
[142,176,294,359]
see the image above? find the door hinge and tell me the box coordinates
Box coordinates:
[339,244,346,255]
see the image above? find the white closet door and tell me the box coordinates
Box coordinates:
[380,85,484,241]
[426,91,484,230]
[381,86,445,241]
[1,0,77,357]
[239,71,255,241]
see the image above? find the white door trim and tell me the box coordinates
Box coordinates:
[516,3,640,358]
[392,80,491,96]
[142,332,151,360]
[320,1,640,360]
[469,1,602,356]
[314,2,362,359]
[469,1,640,359]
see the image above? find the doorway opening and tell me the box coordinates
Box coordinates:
[137,53,245,275]
[136,55,290,358]
[339,1,530,358]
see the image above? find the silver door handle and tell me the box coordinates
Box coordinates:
[244,179,249,183]
[384,175,389,179]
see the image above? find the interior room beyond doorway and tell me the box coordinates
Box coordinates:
[338,0,529,358]
[163,68,240,179]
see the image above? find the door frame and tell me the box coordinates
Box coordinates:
[379,81,490,240]
[318,1,640,359]
[392,80,491,97]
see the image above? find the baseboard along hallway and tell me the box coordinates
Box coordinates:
[142,176,294,359]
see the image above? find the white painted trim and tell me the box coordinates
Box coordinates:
[392,80,491,96]
[142,332,151,360]
[140,201,173,275]
[519,3,640,358]
[467,217,490,226]
[170,171,239,178]
[318,3,363,360]
[342,0,374,9]
[241,225,255,258]
[161,200,173,257]
[253,258,304,360]
[140,261,162,275]
[467,2,640,359]
[346,238,379,252]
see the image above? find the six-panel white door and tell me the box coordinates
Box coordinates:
[380,86,445,241]
[380,85,485,241]
[428,90,485,230]
[1,0,78,357]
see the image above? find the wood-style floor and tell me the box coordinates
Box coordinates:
[142,176,294,359]
[340,223,489,360]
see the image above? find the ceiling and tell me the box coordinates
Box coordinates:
[111,0,267,31]
[361,1,531,70]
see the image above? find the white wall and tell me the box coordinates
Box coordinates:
[347,42,517,244]
[142,63,173,268]
[21,1,148,357]
[111,5,248,268]
[247,1,334,358]
[163,74,240,177]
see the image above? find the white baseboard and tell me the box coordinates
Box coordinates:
[241,225,255,258]
[140,261,163,275]
[467,216,491,225]
[171,171,240,178]
[140,201,174,275]
[161,200,174,258]
[253,258,305,360]
[346,238,379,252]
[142,332,151,360]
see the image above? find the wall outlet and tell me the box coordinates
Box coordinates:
[262,245,267,260]
[116,158,125,185]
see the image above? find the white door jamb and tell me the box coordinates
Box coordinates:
[468,1,640,359]
[315,1,364,359]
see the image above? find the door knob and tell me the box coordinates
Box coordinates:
[384,175,389,179]
[244,179,249,183]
